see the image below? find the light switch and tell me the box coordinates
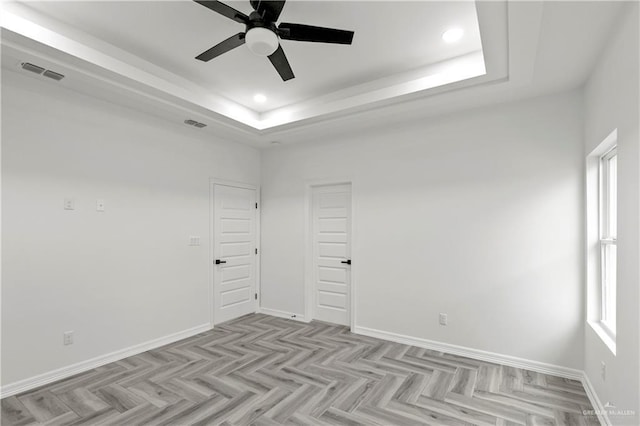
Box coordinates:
[96,199,105,212]
[189,236,201,246]
[64,198,75,210]
[439,313,448,326]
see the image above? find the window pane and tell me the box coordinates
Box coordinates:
[602,243,617,333]
[608,154,617,238]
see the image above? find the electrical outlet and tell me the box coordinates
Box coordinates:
[96,199,105,212]
[439,313,448,326]
[64,198,75,210]
[189,236,201,246]
[63,331,74,345]
[601,361,606,381]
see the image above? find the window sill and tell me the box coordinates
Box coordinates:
[589,321,617,355]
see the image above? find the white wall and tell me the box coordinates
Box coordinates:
[583,3,639,424]
[1,70,260,386]
[261,91,585,369]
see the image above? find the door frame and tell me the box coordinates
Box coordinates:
[304,178,356,330]
[209,178,261,327]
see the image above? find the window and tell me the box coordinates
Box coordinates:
[599,146,617,336]
[586,129,617,353]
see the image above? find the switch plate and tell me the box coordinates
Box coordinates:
[63,331,74,345]
[96,199,105,212]
[439,313,448,326]
[64,198,75,210]
[189,236,201,246]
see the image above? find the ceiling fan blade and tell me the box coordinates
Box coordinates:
[193,1,249,24]
[251,0,286,22]
[196,32,246,62]
[278,23,354,44]
[268,44,295,81]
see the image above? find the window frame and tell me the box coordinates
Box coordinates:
[598,146,617,338]
[586,129,617,354]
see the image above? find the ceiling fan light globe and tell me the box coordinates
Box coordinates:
[246,27,279,56]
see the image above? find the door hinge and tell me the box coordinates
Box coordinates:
[255,202,258,209]
[255,248,258,254]
[255,293,258,300]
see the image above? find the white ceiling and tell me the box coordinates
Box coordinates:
[0,1,625,146]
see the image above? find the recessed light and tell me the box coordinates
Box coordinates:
[254,93,267,103]
[442,28,464,43]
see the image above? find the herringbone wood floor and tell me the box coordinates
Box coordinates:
[3,314,599,426]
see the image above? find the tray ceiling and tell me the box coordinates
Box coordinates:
[1,1,508,131]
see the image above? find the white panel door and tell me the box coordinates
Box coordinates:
[214,184,257,324]
[312,184,351,326]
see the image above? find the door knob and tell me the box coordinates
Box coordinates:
[215,259,227,265]
[341,259,351,265]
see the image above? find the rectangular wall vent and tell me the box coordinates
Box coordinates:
[43,70,65,81]
[184,119,207,128]
[21,62,65,81]
[21,62,45,74]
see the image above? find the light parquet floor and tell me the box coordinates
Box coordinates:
[2,314,600,426]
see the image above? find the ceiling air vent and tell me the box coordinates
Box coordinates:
[184,119,207,128]
[43,70,65,81]
[20,62,65,81]
[21,62,45,74]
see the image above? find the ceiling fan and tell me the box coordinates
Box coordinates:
[193,0,355,81]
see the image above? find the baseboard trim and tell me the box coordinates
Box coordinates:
[0,323,211,398]
[258,307,309,323]
[581,373,611,426]
[353,325,584,381]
